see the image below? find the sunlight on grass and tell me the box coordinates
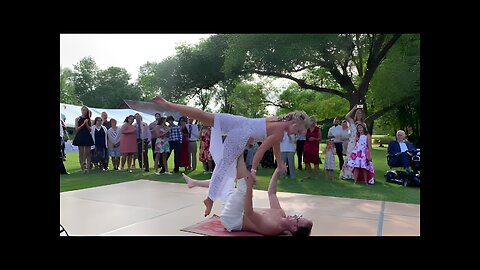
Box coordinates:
[60,144,419,204]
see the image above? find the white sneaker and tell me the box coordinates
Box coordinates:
[164,172,172,175]
[155,172,161,176]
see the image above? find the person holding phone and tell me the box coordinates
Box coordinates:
[339,105,365,180]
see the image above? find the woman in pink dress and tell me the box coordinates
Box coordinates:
[347,122,375,184]
[154,117,171,175]
[303,117,321,179]
[119,115,137,172]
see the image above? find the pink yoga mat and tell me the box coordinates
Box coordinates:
[181,215,262,236]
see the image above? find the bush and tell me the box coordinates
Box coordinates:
[371,135,395,147]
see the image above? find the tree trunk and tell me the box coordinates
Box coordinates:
[348,92,363,110]
[368,119,375,135]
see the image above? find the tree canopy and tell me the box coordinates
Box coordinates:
[65,56,141,108]
[61,34,420,134]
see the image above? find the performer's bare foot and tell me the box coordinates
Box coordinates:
[203,197,213,217]
[152,96,169,108]
[182,173,195,188]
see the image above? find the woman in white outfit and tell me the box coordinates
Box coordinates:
[152,96,311,217]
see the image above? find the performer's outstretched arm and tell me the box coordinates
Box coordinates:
[268,167,283,210]
[243,175,255,217]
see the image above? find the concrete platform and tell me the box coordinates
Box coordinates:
[60,180,420,236]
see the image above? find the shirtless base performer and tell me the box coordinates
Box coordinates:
[182,156,313,236]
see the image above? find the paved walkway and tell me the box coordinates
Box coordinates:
[60,180,419,236]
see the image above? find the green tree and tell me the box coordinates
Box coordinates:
[94,67,141,108]
[151,35,230,106]
[368,34,420,135]
[153,55,188,103]
[137,61,160,100]
[277,84,348,123]
[60,66,82,105]
[228,82,268,118]
[195,87,216,111]
[223,34,409,131]
[215,79,238,114]
[71,56,141,108]
[72,56,99,105]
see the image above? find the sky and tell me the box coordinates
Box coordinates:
[60,33,287,114]
[60,34,214,82]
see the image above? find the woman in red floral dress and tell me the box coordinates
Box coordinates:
[199,126,213,173]
[303,117,322,179]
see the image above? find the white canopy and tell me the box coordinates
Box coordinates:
[60,103,156,128]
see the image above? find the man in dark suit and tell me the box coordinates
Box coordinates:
[387,130,416,172]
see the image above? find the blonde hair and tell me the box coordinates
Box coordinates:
[277,111,311,129]
[354,109,365,123]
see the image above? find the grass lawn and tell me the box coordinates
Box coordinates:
[60,143,420,204]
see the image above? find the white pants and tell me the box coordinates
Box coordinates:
[220,178,247,232]
[208,113,265,202]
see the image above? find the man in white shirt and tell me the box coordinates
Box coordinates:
[186,118,200,171]
[134,113,152,172]
[280,131,296,179]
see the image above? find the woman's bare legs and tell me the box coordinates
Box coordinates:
[184,156,247,216]
[202,155,248,216]
[154,153,161,173]
[79,146,86,173]
[85,147,92,173]
[328,170,335,181]
[236,154,250,179]
[352,168,368,184]
[162,153,169,173]
[132,153,137,169]
[305,163,312,179]
[182,173,211,188]
[127,154,133,172]
[152,96,214,127]
[314,164,319,178]
[120,154,126,170]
